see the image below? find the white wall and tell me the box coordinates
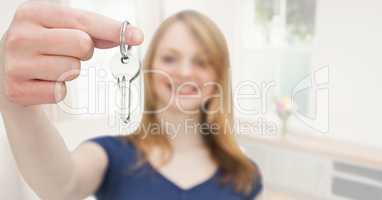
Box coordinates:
[0,118,24,200]
[311,0,382,148]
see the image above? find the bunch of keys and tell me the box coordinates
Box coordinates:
[110,21,141,127]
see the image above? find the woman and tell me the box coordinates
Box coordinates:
[0,2,262,200]
[89,10,263,200]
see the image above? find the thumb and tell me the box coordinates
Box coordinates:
[92,25,144,49]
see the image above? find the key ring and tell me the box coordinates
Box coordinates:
[118,20,141,86]
[120,20,132,64]
[115,20,142,124]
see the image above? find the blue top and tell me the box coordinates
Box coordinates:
[88,136,263,200]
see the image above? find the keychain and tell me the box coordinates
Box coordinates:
[110,21,141,126]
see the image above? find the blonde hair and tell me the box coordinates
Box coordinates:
[125,10,259,195]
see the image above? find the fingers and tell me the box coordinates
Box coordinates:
[9,55,81,81]
[3,1,145,106]
[5,79,67,105]
[18,1,144,48]
[92,39,119,49]
[38,28,94,60]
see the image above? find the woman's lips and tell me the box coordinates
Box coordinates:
[178,86,197,95]
[166,83,198,95]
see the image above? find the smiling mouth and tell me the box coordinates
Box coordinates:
[167,83,198,95]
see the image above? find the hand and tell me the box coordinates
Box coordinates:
[0,1,143,107]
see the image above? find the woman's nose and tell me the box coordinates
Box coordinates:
[179,62,193,77]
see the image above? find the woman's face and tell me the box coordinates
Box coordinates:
[151,22,217,113]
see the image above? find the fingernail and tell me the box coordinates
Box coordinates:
[127,29,143,43]
[54,83,66,102]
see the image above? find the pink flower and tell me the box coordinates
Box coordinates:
[274,97,296,120]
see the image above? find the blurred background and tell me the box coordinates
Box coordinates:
[1,0,381,199]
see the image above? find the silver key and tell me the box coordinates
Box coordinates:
[110,21,141,126]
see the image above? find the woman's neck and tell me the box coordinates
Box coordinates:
[156,109,206,152]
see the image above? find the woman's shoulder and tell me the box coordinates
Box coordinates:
[86,135,139,198]
[86,135,138,163]
[247,158,263,199]
[88,135,127,146]
[88,135,128,148]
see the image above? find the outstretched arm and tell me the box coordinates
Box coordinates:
[0,1,143,199]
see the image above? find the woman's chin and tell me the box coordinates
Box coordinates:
[169,96,201,113]
[154,92,203,113]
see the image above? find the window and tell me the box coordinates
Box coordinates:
[243,0,316,48]
[236,0,317,133]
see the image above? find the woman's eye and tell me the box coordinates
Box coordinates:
[193,58,206,67]
[162,55,176,64]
